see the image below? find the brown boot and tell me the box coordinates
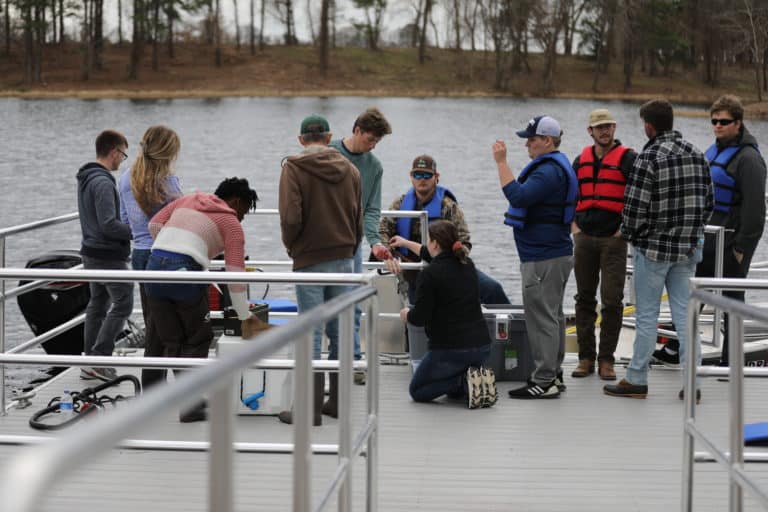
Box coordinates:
[598,361,616,381]
[571,359,595,378]
[277,373,324,426]
[322,372,338,418]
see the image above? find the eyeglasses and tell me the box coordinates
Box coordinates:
[411,171,435,180]
[116,148,128,160]
[711,118,735,126]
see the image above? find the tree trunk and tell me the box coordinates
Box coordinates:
[214,0,221,66]
[151,0,159,70]
[81,0,92,81]
[330,0,336,47]
[166,0,174,59]
[285,0,296,45]
[129,0,143,79]
[59,0,64,42]
[4,0,9,54]
[233,0,241,50]
[259,0,265,51]
[319,0,329,76]
[306,0,315,45]
[93,0,103,70]
[118,0,123,44]
[412,0,424,48]
[418,0,432,64]
[52,0,58,43]
[249,0,255,55]
[452,0,460,50]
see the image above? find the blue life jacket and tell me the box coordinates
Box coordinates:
[705,143,758,214]
[504,152,578,229]
[395,186,457,256]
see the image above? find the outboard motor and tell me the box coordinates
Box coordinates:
[16,250,89,357]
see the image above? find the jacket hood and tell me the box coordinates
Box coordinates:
[285,147,352,184]
[181,191,237,216]
[77,162,113,188]
[740,126,759,148]
[716,126,759,149]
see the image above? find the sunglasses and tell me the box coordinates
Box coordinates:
[411,171,435,180]
[711,118,735,126]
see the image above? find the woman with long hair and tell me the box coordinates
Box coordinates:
[391,220,497,409]
[118,126,182,385]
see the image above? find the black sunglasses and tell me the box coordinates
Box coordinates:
[711,118,735,126]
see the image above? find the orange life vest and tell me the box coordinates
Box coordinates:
[574,145,629,214]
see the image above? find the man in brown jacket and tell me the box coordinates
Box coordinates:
[277,114,362,426]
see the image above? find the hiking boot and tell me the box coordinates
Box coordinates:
[598,361,617,381]
[466,367,484,409]
[678,388,701,404]
[555,370,567,392]
[479,366,498,407]
[652,347,680,367]
[507,380,560,399]
[603,379,648,399]
[571,359,595,378]
[80,366,118,382]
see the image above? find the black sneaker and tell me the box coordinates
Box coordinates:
[466,367,484,409]
[508,380,560,399]
[678,388,701,404]
[652,347,680,366]
[555,370,567,392]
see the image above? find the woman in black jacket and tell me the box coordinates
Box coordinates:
[390,220,496,409]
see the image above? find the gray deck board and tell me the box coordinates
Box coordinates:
[2,361,768,511]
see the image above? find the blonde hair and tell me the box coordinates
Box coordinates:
[130,125,181,216]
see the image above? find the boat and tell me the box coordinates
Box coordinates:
[0,211,767,511]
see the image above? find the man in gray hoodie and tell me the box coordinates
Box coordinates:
[653,95,767,368]
[278,114,362,426]
[76,130,134,381]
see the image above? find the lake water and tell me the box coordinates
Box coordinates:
[2,96,768,390]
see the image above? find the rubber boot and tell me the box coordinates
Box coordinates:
[277,373,324,426]
[322,373,338,418]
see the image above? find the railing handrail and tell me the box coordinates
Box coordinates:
[682,278,768,512]
[0,212,79,239]
[0,282,378,512]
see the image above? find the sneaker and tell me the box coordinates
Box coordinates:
[555,370,567,392]
[508,380,560,399]
[678,388,702,404]
[479,367,498,407]
[603,378,648,399]
[652,347,680,366]
[80,366,118,382]
[466,367,483,409]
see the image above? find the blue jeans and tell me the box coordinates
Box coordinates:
[131,248,151,271]
[82,255,134,356]
[295,258,354,360]
[409,344,491,402]
[145,250,207,302]
[626,246,703,386]
[351,246,363,360]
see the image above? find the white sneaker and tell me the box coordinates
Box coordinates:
[480,367,498,407]
[466,367,483,409]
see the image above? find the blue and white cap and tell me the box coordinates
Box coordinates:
[516,115,562,138]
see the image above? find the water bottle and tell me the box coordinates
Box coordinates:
[60,390,73,419]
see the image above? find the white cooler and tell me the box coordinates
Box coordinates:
[216,334,292,415]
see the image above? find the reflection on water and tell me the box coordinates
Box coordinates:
[1,96,768,384]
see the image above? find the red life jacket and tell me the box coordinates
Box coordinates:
[575,144,629,214]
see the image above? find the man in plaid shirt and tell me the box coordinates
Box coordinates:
[604,99,713,401]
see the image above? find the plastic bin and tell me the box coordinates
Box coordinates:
[483,306,534,382]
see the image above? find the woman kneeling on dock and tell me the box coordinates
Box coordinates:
[392,220,497,409]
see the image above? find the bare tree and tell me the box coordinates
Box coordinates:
[259,0,265,50]
[81,0,93,80]
[353,0,386,50]
[215,0,221,65]
[233,0,240,50]
[418,0,432,63]
[319,0,329,75]
[742,0,764,100]
[461,0,481,51]
[270,0,296,44]
[306,0,315,44]
[129,0,144,79]
[93,0,103,70]
[118,0,123,43]
[561,0,586,56]
[5,0,11,54]
[150,0,160,70]
[534,0,569,93]
[249,0,255,54]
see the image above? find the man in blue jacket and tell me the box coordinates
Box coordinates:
[76,130,134,382]
[492,115,577,399]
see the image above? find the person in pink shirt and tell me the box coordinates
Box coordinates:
[145,177,259,422]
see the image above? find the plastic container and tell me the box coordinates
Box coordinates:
[483,306,534,382]
[60,390,73,418]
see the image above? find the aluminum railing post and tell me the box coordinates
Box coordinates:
[0,236,6,416]
[294,330,314,512]
[365,295,380,512]
[729,314,745,512]
[210,376,235,512]
[419,211,428,246]
[681,295,700,512]
[713,226,725,349]
[338,307,354,512]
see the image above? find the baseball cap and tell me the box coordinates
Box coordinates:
[411,155,437,173]
[516,115,562,138]
[588,109,617,127]
[300,114,330,134]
